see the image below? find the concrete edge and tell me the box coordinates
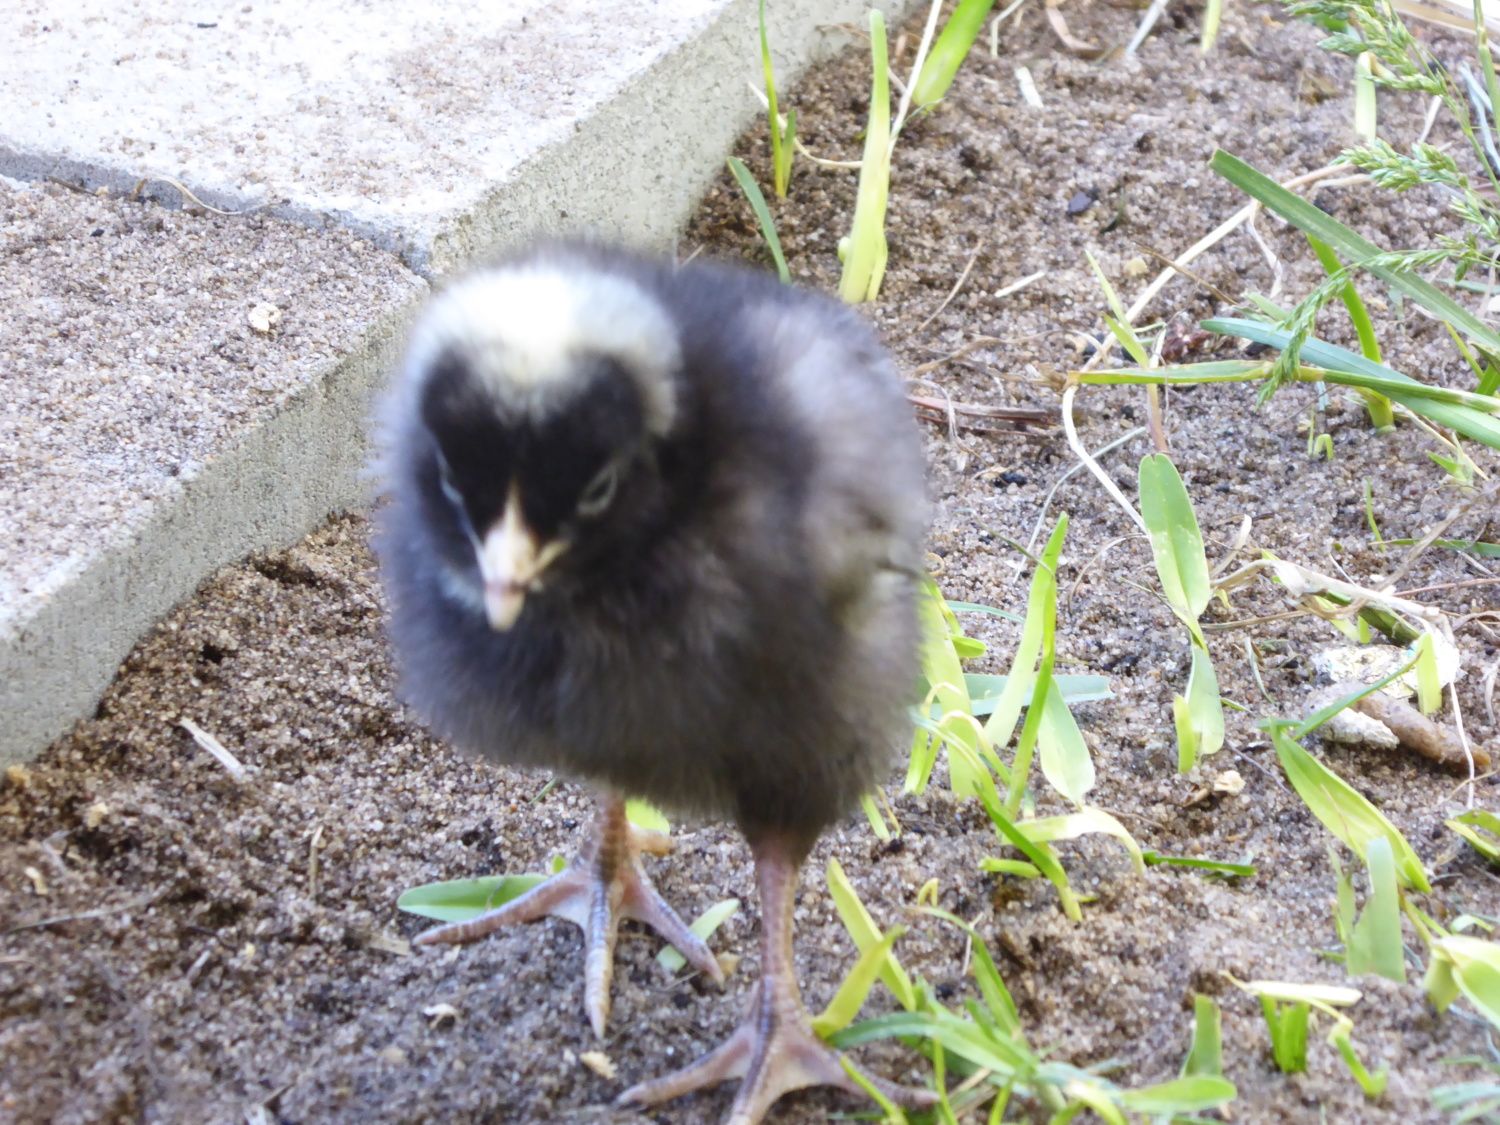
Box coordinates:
[422,0,904,275]
[2,1,902,277]
[2,0,910,764]
[0,292,425,766]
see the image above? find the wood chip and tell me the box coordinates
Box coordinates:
[1014,65,1043,109]
[1213,770,1245,796]
[579,1050,616,1080]
[365,931,412,957]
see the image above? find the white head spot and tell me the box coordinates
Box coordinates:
[404,260,680,434]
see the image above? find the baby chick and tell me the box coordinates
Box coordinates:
[376,241,929,1123]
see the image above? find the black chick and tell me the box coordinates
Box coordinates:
[375,241,930,1123]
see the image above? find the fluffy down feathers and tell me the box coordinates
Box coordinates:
[376,243,926,853]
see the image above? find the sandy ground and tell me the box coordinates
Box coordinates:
[3,2,1499,1122]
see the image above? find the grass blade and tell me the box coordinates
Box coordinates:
[828,857,917,1010]
[1448,810,1500,864]
[1179,643,1225,771]
[1144,852,1256,877]
[1117,1075,1236,1114]
[1139,453,1211,633]
[657,898,740,972]
[726,156,790,283]
[980,794,1083,920]
[1267,721,1431,892]
[396,873,546,923]
[1183,994,1224,1078]
[912,0,998,107]
[840,10,892,302]
[1345,836,1405,982]
[812,924,908,1038]
[1206,318,1500,448]
[1037,677,1095,806]
[1427,936,1500,1031]
[1209,150,1500,359]
[1012,807,1144,873]
[757,0,793,197]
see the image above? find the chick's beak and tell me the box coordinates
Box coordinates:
[478,486,565,631]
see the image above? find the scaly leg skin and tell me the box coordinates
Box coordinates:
[618,836,937,1125]
[413,792,724,1037]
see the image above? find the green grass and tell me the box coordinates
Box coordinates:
[820,881,1239,1120]
[839,9,892,303]
[725,156,790,283]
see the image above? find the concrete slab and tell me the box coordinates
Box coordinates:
[1,0,905,763]
[0,180,425,763]
[1,0,891,275]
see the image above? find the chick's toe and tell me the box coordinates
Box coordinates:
[413,794,722,1037]
[618,838,936,1124]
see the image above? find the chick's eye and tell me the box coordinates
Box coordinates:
[577,464,618,518]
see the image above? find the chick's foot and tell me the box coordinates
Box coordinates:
[618,842,936,1125]
[413,793,723,1037]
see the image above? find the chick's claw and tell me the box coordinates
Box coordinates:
[618,984,934,1125]
[412,795,722,1037]
[618,844,937,1125]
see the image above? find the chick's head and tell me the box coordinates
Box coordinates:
[399,259,681,631]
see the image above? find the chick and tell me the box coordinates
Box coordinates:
[376,242,930,1123]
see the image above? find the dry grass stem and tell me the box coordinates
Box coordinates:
[179,716,252,781]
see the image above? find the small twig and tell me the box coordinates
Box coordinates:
[308,824,325,899]
[1243,212,1286,301]
[1202,609,1313,633]
[1394,576,1500,598]
[1461,65,1500,180]
[1232,746,1294,795]
[908,394,1053,425]
[1044,0,1108,57]
[911,244,984,336]
[1065,533,1144,603]
[889,0,945,149]
[791,136,862,170]
[132,176,254,216]
[184,947,215,986]
[1026,426,1148,560]
[1417,93,1445,145]
[913,382,964,447]
[1062,384,1149,535]
[1014,65,1044,109]
[1120,164,1350,328]
[1243,638,1273,703]
[1449,678,1479,806]
[993,269,1046,300]
[1384,495,1489,590]
[909,335,1007,378]
[6,892,163,935]
[179,716,252,781]
[1211,515,1254,578]
[1125,0,1171,55]
[1134,244,1240,308]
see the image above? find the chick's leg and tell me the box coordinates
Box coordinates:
[618,836,935,1125]
[414,793,723,1037]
